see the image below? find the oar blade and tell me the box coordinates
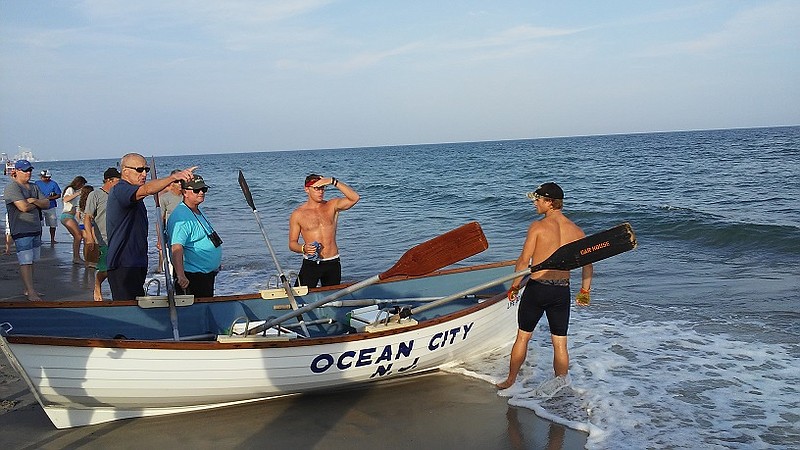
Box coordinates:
[238,170,257,211]
[531,222,637,273]
[379,221,488,280]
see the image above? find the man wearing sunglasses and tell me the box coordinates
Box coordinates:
[4,159,50,301]
[289,173,360,287]
[106,153,196,301]
[496,182,593,398]
[167,174,222,298]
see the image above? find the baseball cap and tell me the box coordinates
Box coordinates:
[526,182,564,200]
[14,160,33,171]
[103,167,121,180]
[182,174,209,190]
[40,169,52,178]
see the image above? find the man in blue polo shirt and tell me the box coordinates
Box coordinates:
[105,153,195,301]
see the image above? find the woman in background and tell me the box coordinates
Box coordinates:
[79,185,98,268]
[60,176,87,264]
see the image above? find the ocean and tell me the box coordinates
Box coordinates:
[10,126,800,449]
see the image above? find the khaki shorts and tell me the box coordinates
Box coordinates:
[42,208,59,227]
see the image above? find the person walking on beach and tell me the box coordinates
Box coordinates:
[34,170,61,244]
[60,176,88,264]
[4,160,50,301]
[496,182,593,397]
[289,173,360,287]
[83,168,120,301]
[167,174,222,298]
[106,153,195,301]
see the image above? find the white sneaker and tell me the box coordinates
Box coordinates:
[533,374,571,398]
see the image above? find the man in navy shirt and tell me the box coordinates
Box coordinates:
[106,153,195,301]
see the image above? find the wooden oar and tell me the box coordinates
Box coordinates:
[238,170,310,337]
[151,157,180,341]
[272,295,487,310]
[246,221,489,334]
[411,222,637,315]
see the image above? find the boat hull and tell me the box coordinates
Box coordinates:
[0,262,519,428]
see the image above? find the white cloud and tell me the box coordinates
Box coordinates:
[644,2,800,56]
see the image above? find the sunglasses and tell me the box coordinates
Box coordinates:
[124,166,151,173]
[21,168,34,173]
[311,186,325,191]
[191,187,209,194]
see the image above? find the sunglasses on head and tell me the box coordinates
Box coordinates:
[125,166,151,173]
[191,187,209,194]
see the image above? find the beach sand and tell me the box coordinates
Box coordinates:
[0,238,588,449]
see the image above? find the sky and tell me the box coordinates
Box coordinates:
[1,1,798,161]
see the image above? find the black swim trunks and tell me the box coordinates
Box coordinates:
[517,279,571,336]
[298,257,341,287]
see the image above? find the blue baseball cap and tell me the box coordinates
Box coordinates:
[14,159,33,171]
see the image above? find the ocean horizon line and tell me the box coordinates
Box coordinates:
[22,123,800,163]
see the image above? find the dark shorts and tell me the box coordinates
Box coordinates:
[107,267,147,301]
[175,271,218,298]
[297,257,341,287]
[518,279,571,336]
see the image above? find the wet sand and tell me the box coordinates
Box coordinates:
[0,237,588,449]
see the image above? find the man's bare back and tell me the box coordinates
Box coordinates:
[527,213,585,280]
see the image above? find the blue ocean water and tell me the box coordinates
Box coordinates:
[17,126,800,448]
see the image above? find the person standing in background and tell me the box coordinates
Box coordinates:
[60,176,87,264]
[78,184,96,267]
[4,160,49,301]
[156,169,183,273]
[167,174,222,298]
[289,173,360,287]
[4,211,12,255]
[34,170,61,244]
[106,153,195,301]
[83,168,120,301]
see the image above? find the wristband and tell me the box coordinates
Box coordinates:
[331,177,338,187]
[580,288,590,294]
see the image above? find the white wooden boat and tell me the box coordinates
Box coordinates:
[0,220,636,429]
[0,261,520,428]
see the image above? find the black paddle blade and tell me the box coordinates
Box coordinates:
[238,170,257,211]
[530,222,637,273]
[379,221,489,280]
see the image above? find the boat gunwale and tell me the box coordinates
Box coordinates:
[2,261,515,349]
[0,260,514,308]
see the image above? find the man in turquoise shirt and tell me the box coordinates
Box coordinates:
[167,174,222,298]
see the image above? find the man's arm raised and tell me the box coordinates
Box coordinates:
[134,166,196,201]
[312,177,360,211]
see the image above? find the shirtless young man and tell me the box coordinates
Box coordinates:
[496,182,593,397]
[289,174,360,287]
